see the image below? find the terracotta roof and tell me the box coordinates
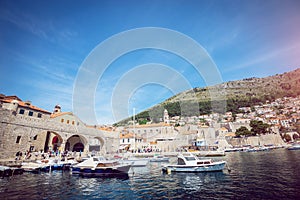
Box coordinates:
[150,141,157,145]
[1,95,22,101]
[50,112,72,118]
[98,127,115,131]
[2,99,51,114]
[120,133,134,139]
[128,122,170,128]
[225,132,236,137]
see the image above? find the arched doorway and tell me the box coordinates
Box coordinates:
[44,131,63,153]
[73,142,84,152]
[65,135,87,152]
[89,137,105,152]
[52,136,59,151]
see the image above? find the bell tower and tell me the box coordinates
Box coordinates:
[53,104,61,113]
[163,109,169,124]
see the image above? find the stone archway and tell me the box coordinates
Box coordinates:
[88,136,105,153]
[73,142,84,152]
[65,134,88,152]
[43,131,64,153]
[52,136,60,151]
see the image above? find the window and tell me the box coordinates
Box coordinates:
[16,136,21,144]
[28,111,33,116]
[33,135,37,140]
[72,121,75,125]
[128,138,130,142]
[122,139,124,143]
[19,109,25,114]
[30,146,34,152]
[37,113,42,118]
[61,119,64,123]
[67,120,70,124]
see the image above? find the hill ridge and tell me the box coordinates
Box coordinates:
[115,67,300,126]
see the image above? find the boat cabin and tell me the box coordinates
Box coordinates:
[177,153,212,166]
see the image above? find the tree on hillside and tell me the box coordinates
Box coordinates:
[250,120,270,135]
[138,119,148,125]
[235,126,252,137]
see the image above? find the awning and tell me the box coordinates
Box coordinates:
[119,144,130,150]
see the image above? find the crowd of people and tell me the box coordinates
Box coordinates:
[15,150,80,161]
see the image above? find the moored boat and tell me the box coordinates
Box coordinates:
[21,161,50,173]
[120,155,149,167]
[287,143,300,150]
[0,166,24,177]
[149,155,169,162]
[46,158,78,171]
[71,156,132,176]
[162,153,226,173]
[0,166,12,177]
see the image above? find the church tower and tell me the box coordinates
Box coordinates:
[53,104,61,114]
[163,109,169,124]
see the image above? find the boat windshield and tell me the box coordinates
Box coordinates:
[184,157,196,161]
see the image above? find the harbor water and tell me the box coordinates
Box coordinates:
[0,148,299,199]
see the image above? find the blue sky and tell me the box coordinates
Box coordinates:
[0,0,300,124]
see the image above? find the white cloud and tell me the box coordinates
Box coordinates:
[225,42,300,72]
[0,8,77,45]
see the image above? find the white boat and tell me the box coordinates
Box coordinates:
[287,143,300,150]
[71,156,132,176]
[21,161,50,173]
[42,158,78,170]
[149,155,169,162]
[162,153,226,173]
[123,157,149,167]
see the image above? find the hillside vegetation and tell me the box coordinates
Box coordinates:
[114,68,300,126]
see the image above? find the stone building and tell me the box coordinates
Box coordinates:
[0,95,119,159]
[124,121,186,152]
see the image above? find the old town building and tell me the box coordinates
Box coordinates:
[0,95,118,159]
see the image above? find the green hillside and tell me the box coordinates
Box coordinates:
[114,68,300,126]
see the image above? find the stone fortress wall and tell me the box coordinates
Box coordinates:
[0,100,119,159]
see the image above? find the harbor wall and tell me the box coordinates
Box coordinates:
[227,134,285,147]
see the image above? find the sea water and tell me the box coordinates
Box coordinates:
[0,149,299,199]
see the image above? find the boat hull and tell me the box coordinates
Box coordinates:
[287,146,300,150]
[121,159,149,167]
[150,158,169,162]
[72,165,131,176]
[162,161,226,173]
[149,157,169,162]
[131,159,149,167]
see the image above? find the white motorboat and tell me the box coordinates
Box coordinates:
[21,161,50,173]
[123,157,149,167]
[71,156,132,176]
[162,153,226,173]
[149,155,169,162]
[287,143,300,150]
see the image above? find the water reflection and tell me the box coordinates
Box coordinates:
[0,149,299,200]
[76,173,129,180]
[169,172,227,191]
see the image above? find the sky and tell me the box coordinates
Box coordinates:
[0,0,300,125]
